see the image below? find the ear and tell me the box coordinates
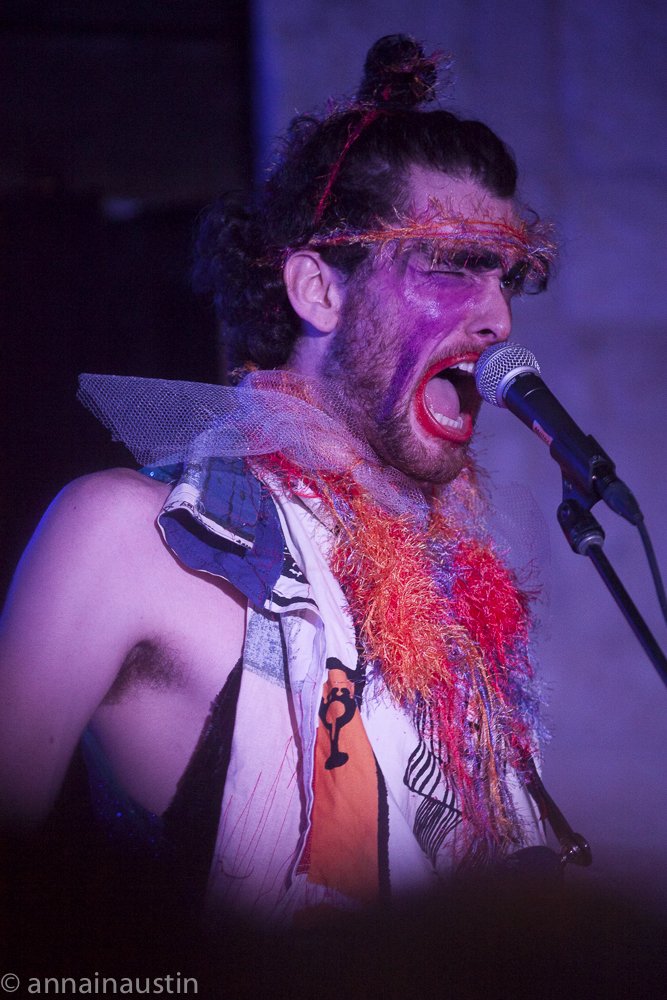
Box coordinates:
[283,250,344,333]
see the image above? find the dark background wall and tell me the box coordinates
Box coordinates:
[0,0,251,595]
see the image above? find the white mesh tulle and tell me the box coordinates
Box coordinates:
[79,371,550,613]
[78,370,431,519]
[78,369,550,604]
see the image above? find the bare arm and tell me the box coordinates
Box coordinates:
[0,469,171,831]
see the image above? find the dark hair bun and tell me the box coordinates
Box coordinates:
[357,34,438,110]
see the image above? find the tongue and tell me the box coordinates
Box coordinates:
[423,375,461,420]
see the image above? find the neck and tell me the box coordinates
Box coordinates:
[282,324,333,379]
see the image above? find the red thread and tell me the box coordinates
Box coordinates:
[313,110,380,224]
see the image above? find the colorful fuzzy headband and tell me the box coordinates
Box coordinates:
[311,201,557,277]
[269,199,557,283]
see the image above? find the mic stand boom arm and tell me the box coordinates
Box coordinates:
[557,476,667,688]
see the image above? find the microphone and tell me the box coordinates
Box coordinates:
[475,342,642,525]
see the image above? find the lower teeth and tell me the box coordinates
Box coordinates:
[433,411,464,430]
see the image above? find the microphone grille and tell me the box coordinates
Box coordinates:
[475,342,540,407]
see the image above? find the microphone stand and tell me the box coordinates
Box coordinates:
[557,477,667,688]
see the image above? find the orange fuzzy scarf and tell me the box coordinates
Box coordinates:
[260,455,539,864]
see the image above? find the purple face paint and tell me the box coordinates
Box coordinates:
[312,177,555,486]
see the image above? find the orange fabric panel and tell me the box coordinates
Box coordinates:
[303,668,379,904]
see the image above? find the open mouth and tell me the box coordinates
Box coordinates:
[414,354,481,443]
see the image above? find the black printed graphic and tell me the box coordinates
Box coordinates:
[404,717,462,864]
[282,549,308,583]
[319,665,357,770]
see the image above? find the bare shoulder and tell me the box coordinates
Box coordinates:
[4,465,245,641]
[50,467,170,525]
[1,468,173,646]
[21,468,167,561]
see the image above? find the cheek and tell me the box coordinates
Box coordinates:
[376,287,472,419]
[378,342,422,421]
[399,278,474,338]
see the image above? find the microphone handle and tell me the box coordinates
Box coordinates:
[503,373,641,524]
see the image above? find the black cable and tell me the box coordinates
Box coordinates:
[637,518,667,628]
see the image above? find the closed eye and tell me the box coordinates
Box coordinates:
[500,262,530,295]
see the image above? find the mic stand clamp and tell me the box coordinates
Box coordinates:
[556,475,667,687]
[557,487,605,556]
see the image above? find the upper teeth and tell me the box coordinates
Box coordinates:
[450,361,475,373]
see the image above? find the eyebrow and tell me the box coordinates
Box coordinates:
[503,258,533,280]
[426,248,504,271]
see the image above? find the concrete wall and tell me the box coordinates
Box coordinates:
[253,0,667,905]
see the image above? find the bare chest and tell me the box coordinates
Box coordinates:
[90,556,246,816]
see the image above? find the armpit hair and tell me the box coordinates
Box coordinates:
[103,639,185,705]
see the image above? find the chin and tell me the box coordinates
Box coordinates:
[371,418,470,487]
[408,447,469,487]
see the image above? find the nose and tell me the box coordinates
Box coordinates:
[465,274,512,346]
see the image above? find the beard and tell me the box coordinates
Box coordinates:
[319,277,471,486]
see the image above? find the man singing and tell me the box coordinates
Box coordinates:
[0,36,557,927]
